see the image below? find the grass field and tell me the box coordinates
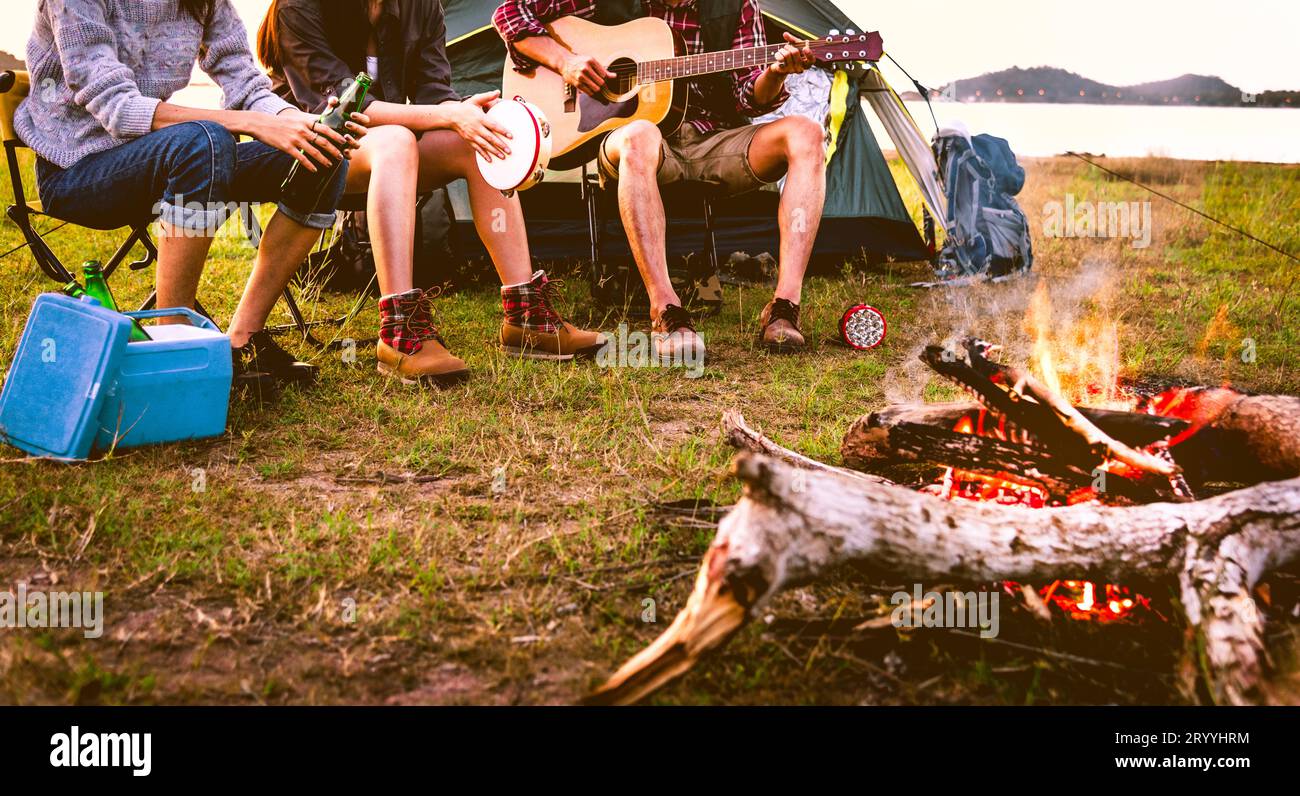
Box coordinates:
[1,151,1297,705]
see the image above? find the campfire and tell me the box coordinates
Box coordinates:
[586,314,1300,705]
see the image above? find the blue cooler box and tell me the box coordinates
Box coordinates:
[0,293,133,458]
[0,294,232,459]
[95,307,233,451]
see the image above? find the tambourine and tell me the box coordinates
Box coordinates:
[840,304,887,350]
[475,96,552,196]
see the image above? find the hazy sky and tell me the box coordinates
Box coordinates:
[3,0,1296,92]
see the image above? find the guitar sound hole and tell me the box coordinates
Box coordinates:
[603,57,639,100]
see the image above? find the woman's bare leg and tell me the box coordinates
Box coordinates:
[226,211,333,348]
[343,125,421,296]
[154,224,217,315]
[416,130,533,286]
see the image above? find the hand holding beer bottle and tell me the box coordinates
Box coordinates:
[281,74,373,215]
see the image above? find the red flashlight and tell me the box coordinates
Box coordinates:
[840,304,887,350]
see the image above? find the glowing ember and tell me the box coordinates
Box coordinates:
[934,411,1150,621]
[1000,580,1151,622]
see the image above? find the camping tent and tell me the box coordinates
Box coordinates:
[439,0,944,264]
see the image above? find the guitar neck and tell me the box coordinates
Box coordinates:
[635,42,796,84]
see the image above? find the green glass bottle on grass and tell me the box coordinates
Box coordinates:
[281,73,371,215]
[80,261,150,342]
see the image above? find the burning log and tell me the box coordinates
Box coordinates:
[1177,393,1300,484]
[589,332,1300,705]
[842,401,1190,470]
[922,340,1186,500]
[844,393,1300,493]
[841,408,1173,504]
[589,446,1300,706]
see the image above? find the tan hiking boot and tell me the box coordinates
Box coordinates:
[376,338,469,385]
[651,304,706,364]
[758,298,806,353]
[376,288,470,385]
[501,270,608,360]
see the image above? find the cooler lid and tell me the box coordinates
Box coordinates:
[0,293,132,459]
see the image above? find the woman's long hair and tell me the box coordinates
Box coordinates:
[258,0,374,73]
[256,0,283,71]
[180,0,214,24]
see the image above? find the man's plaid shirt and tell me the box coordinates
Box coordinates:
[492,0,789,134]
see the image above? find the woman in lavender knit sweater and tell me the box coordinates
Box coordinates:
[17,0,369,384]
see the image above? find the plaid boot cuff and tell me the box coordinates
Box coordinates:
[379,289,434,356]
[501,271,560,334]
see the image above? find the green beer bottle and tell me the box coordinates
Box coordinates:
[82,261,150,342]
[281,73,371,215]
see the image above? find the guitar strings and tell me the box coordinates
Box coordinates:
[597,37,865,89]
[605,40,821,75]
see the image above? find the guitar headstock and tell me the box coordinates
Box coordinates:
[807,29,884,70]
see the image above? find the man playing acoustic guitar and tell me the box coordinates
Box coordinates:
[493,0,827,359]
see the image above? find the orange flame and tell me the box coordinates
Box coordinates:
[1024,282,1130,410]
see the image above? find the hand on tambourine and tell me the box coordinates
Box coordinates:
[449,91,513,162]
[768,32,815,76]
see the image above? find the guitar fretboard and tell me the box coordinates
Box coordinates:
[634,43,802,85]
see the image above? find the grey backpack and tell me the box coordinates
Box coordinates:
[932,125,1034,280]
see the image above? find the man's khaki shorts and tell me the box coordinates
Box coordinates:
[598,122,778,196]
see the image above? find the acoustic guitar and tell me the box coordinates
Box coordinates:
[500,15,883,171]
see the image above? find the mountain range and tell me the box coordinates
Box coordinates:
[920,67,1296,108]
[2,50,1293,110]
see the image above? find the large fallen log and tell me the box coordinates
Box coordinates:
[590,452,1300,705]
[589,401,1300,706]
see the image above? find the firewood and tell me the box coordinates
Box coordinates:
[925,339,1178,479]
[720,409,888,485]
[843,415,1171,503]
[847,394,1300,490]
[841,401,1189,462]
[589,452,1300,705]
[590,396,1300,707]
[1194,394,1300,482]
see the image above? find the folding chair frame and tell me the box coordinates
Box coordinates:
[243,192,435,348]
[580,162,722,309]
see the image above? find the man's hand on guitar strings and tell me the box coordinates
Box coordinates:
[769,31,815,76]
[449,91,513,162]
[562,53,617,97]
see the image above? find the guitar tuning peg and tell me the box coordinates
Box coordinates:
[829,29,840,36]
[846,28,857,35]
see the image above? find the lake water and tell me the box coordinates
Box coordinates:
[870,100,1300,164]
[172,83,1299,164]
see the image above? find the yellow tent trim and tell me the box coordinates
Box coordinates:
[448,24,495,47]
[825,69,850,163]
[760,11,816,39]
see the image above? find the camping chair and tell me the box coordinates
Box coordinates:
[1,68,324,333]
[581,162,723,316]
[0,70,168,308]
